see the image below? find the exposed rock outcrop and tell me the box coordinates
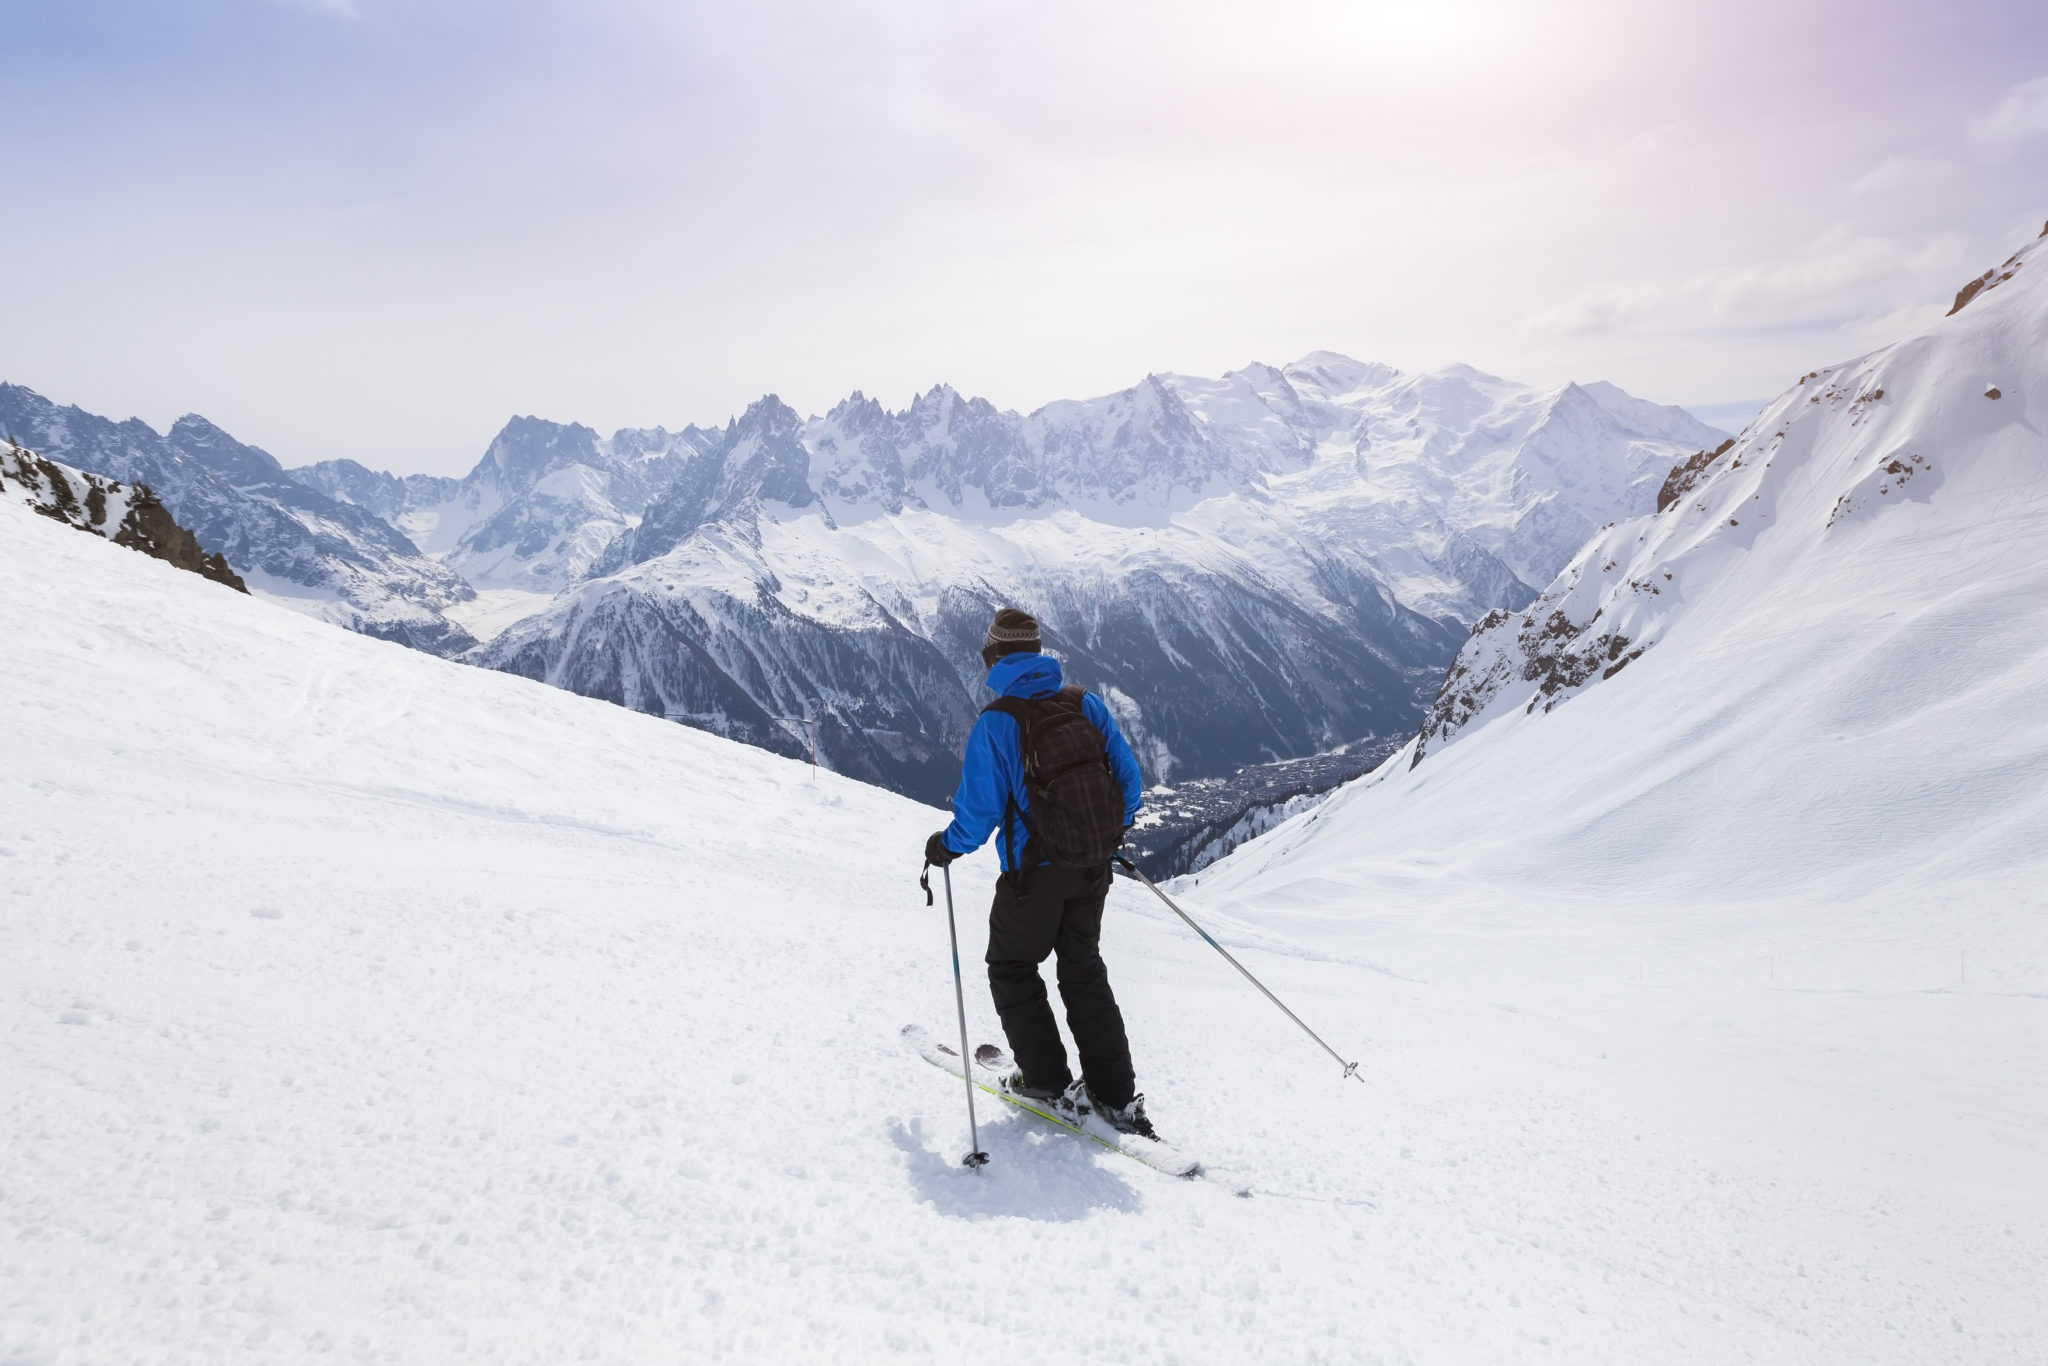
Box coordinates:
[2,440,247,592]
[0,384,474,654]
[1656,439,1735,512]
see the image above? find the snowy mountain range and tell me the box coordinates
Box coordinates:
[0,384,476,654]
[293,417,721,595]
[464,357,1727,801]
[1,356,1725,803]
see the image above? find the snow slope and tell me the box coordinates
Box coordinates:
[1176,236,2048,1358]
[8,425,2041,1362]
[1223,227,2048,930]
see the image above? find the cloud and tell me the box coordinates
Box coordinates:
[1692,229,1965,326]
[1521,230,1967,342]
[1847,155,1949,195]
[1968,73,2048,160]
[1520,289,1655,338]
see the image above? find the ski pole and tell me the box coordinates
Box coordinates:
[1113,854,1364,1084]
[924,860,990,1169]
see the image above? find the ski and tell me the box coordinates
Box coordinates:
[902,1024,1202,1179]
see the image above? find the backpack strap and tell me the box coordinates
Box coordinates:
[982,695,1036,868]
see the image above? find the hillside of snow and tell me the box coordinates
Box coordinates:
[8,419,2043,1361]
[1173,234,2048,1356]
[1199,231,2048,944]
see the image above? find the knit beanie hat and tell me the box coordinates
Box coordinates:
[981,608,1042,668]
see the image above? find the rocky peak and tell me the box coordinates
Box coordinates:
[166,414,288,486]
[476,416,606,493]
[718,396,816,513]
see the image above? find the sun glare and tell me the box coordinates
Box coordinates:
[1198,0,1527,78]
[1369,2,1471,53]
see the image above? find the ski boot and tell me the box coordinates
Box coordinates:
[1085,1085,1157,1140]
[975,1045,1072,1108]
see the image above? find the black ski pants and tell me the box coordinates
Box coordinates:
[985,862,1136,1109]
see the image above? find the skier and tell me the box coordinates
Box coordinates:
[922,608,1155,1137]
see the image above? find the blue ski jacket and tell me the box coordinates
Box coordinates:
[938,652,1144,872]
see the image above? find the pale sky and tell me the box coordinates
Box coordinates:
[7,0,2048,475]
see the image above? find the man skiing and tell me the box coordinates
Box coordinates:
[922,608,1155,1137]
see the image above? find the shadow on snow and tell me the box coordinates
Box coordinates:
[887,1116,1142,1221]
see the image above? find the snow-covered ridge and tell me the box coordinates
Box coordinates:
[0,440,246,592]
[0,385,476,654]
[1193,226,2048,962]
[580,356,1727,598]
[1411,229,2048,768]
[0,355,1722,803]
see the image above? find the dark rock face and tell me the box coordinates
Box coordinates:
[1656,439,1735,513]
[478,550,1461,805]
[1947,244,2029,316]
[2,441,247,592]
[111,484,250,592]
[479,576,975,801]
[0,384,474,654]
[1410,599,1639,769]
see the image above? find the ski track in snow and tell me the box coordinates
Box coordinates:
[3,499,2043,1364]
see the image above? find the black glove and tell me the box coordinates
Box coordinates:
[924,831,958,867]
